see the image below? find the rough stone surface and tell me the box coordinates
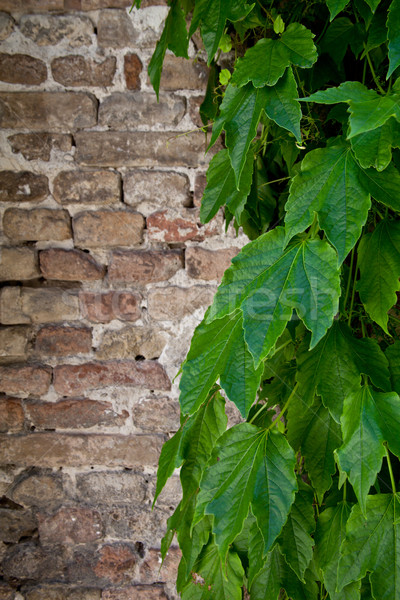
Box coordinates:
[0,53,47,85]
[0,507,37,543]
[0,247,39,281]
[0,12,13,41]
[132,396,179,433]
[139,547,180,585]
[0,584,15,600]
[25,398,128,430]
[0,286,80,325]
[96,326,167,360]
[160,55,208,91]
[9,471,64,508]
[38,507,102,545]
[100,506,167,546]
[53,170,120,205]
[8,133,72,162]
[186,246,238,280]
[0,92,97,131]
[2,541,63,582]
[40,248,105,281]
[102,587,168,600]
[0,326,29,362]
[80,0,132,7]
[124,53,142,90]
[124,170,190,214]
[25,587,101,600]
[148,286,215,320]
[0,0,64,9]
[73,210,144,248]
[194,171,207,207]
[108,250,183,283]
[75,471,148,505]
[0,397,25,432]
[80,291,141,323]
[52,56,116,87]
[97,10,135,48]
[147,208,221,243]
[3,208,71,242]
[0,365,51,397]
[35,325,92,356]
[20,15,93,47]
[0,171,49,203]
[98,92,185,129]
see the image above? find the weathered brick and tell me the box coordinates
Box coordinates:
[194,171,207,207]
[124,170,190,215]
[0,365,51,397]
[139,547,180,586]
[3,208,71,242]
[80,0,131,7]
[0,171,49,203]
[100,505,168,545]
[96,326,167,360]
[160,55,208,91]
[0,53,47,85]
[0,287,80,325]
[8,133,72,161]
[0,92,97,131]
[132,396,179,433]
[97,10,135,48]
[147,208,221,243]
[38,507,102,545]
[0,583,15,600]
[20,14,93,47]
[2,542,63,582]
[73,210,144,248]
[124,53,142,90]
[98,92,185,129]
[52,56,116,87]
[0,0,63,10]
[35,325,92,356]
[25,587,101,600]
[53,360,171,395]
[9,470,64,508]
[186,246,239,280]
[189,94,204,128]
[0,507,37,543]
[75,131,209,168]
[25,398,128,429]
[75,471,148,505]
[155,475,181,508]
[148,286,215,320]
[0,397,24,432]
[53,170,120,205]
[102,587,168,600]
[67,543,137,586]
[0,433,163,468]
[0,12,13,41]
[0,247,39,281]
[108,250,183,283]
[80,291,141,323]
[40,249,105,282]
[0,326,29,362]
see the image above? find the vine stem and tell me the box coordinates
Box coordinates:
[267,382,299,431]
[364,47,385,94]
[347,252,359,326]
[385,445,397,495]
[343,247,355,311]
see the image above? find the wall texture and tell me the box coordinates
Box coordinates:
[0,2,243,598]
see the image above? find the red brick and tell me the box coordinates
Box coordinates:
[102,587,168,600]
[80,291,141,323]
[148,286,215,320]
[93,544,136,584]
[25,398,128,429]
[0,397,24,432]
[51,56,116,87]
[73,210,144,248]
[40,249,105,282]
[0,365,51,397]
[139,547,180,585]
[35,325,92,357]
[0,171,49,203]
[108,250,183,283]
[3,208,71,242]
[53,361,171,395]
[0,53,47,85]
[147,208,221,243]
[53,170,121,205]
[38,507,102,544]
[124,53,142,90]
[186,246,239,281]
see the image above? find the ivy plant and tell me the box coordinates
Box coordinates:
[134,0,400,598]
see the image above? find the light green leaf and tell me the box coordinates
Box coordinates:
[386,342,400,394]
[358,162,400,211]
[301,81,375,105]
[338,494,400,600]
[326,0,350,20]
[357,220,400,332]
[219,68,231,85]
[365,0,381,11]
[387,0,400,78]
[262,67,302,142]
[350,118,400,171]
[153,427,183,507]
[284,140,371,264]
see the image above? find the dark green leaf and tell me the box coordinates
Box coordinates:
[262,67,302,142]
[386,342,400,394]
[350,118,400,171]
[326,0,350,20]
[153,427,183,507]
[199,62,220,125]
[387,0,400,78]
[320,18,354,65]
[363,8,387,54]
[358,162,400,211]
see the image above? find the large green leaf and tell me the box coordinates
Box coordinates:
[261,67,302,142]
[338,494,400,600]
[386,342,400,394]
[358,162,400,211]
[194,423,297,559]
[284,140,371,264]
[387,0,400,78]
[320,18,355,64]
[350,118,400,171]
[357,220,400,332]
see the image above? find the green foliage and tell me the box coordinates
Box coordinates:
[137,0,400,597]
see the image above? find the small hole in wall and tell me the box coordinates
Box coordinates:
[30,426,36,431]
[135,541,145,558]
[94,27,98,34]
[135,355,145,361]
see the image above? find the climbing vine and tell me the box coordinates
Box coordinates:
[134,0,400,598]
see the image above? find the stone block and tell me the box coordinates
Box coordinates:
[193,171,207,207]
[0,397,25,432]
[38,507,102,545]
[25,587,101,600]
[100,505,167,545]
[0,12,13,41]
[124,53,142,90]
[35,325,92,356]
[102,587,168,600]
[2,542,63,583]
[138,547,180,586]
[186,246,239,280]
[67,543,137,586]
[108,250,183,283]
[52,56,116,87]
[9,470,64,508]
[80,291,141,323]
[0,326,29,362]
[25,398,128,430]
[98,92,185,129]
[75,471,148,505]
[73,210,144,248]
[124,170,190,215]
[160,55,208,91]
[40,248,105,281]
[0,171,49,203]
[96,326,167,360]
[147,208,221,243]
[0,584,15,600]
[97,10,135,48]
[80,0,131,7]
[132,396,179,433]
[0,247,39,281]
[0,1,63,11]
[148,286,215,320]
[0,365,51,397]
[0,287,80,325]
[0,507,37,543]
[20,14,93,47]
[0,53,47,85]
[3,208,71,242]
[8,133,72,161]
[53,170,120,205]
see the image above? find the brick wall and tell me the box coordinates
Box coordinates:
[0,2,244,598]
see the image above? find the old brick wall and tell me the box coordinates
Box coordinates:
[0,2,244,598]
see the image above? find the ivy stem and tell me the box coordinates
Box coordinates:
[347,252,359,326]
[385,445,397,495]
[267,382,299,431]
[248,402,269,425]
[364,47,385,94]
[343,247,355,311]
[343,480,347,502]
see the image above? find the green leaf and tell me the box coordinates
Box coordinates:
[199,63,220,125]
[194,423,297,559]
[326,0,350,20]
[262,67,302,143]
[148,0,189,99]
[387,0,400,78]
[153,427,183,507]
[219,68,231,85]
[363,8,387,54]
[320,18,354,65]
[338,494,400,600]
[358,162,400,211]
[350,118,400,171]
[357,220,400,332]
[365,0,381,11]
[284,140,370,264]
[386,342,400,394]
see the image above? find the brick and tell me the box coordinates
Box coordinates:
[186,246,239,281]
[160,55,208,91]
[0,397,24,432]
[73,210,144,248]
[139,547,180,586]
[100,505,168,545]
[0,326,29,362]
[96,326,167,360]
[53,170,120,205]
[194,171,207,207]
[3,208,71,242]
[108,250,183,283]
[189,94,204,128]
[98,92,185,129]
[2,542,63,582]
[40,249,105,282]
[0,171,49,203]
[0,247,39,281]
[124,170,190,215]
[9,470,64,508]
[124,53,142,90]
[38,507,102,545]
[53,360,171,395]
[67,543,137,586]
[97,10,135,48]
[0,287,80,325]
[8,133,72,161]
[147,208,221,243]
[80,291,141,323]
[25,398,128,429]
[76,471,148,505]
[20,14,93,47]
[0,53,47,85]
[0,507,37,543]
[0,0,63,10]
[102,587,168,600]
[0,92,97,131]
[155,475,181,508]
[25,588,101,600]
[0,433,163,468]
[80,0,132,7]
[75,131,209,168]
[0,13,13,41]
[148,286,215,320]
[132,396,179,433]
[35,325,92,356]
[0,365,51,397]
[52,56,116,87]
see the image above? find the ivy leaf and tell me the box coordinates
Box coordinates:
[262,67,302,143]
[338,494,400,600]
[194,423,297,559]
[358,162,400,211]
[387,0,400,78]
[350,118,400,171]
[386,342,400,394]
[363,8,388,54]
[179,310,263,417]
[357,220,400,332]
[148,0,189,99]
[284,140,371,264]
[326,0,350,20]
[153,426,183,506]
[320,18,355,64]
[199,63,220,125]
